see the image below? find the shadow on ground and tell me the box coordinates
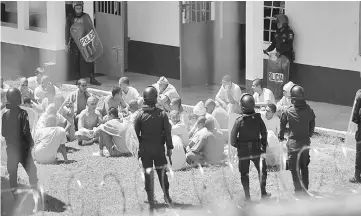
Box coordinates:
[1,177,67,216]
[65,146,80,153]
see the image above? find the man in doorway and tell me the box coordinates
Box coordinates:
[252,78,276,108]
[65,1,101,86]
[263,14,295,80]
[215,75,242,114]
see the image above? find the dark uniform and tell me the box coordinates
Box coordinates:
[230,94,270,201]
[264,14,295,81]
[2,88,38,194]
[65,1,101,86]
[134,86,174,206]
[350,89,361,183]
[279,85,316,194]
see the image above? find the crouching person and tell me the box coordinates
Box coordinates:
[186,119,224,166]
[75,96,102,146]
[94,107,139,157]
[32,114,68,164]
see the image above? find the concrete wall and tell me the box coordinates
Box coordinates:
[128,1,179,47]
[282,1,361,72]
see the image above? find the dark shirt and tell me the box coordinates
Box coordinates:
[134,105,174,155]
[2,105,34,150]
[266,26,294,61]
[230,111,268,156]
[352,89,361,130]
[279,101,316,151]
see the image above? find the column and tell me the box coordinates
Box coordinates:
[245,1,264,92]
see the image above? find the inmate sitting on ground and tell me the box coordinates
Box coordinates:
[2,72,361,213]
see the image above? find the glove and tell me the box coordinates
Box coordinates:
[263,49,268,55]
[167,149,172,157]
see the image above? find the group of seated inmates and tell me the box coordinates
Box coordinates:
[0,69,296,171]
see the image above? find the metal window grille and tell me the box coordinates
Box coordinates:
[264,1,285,42]
[94,1,121,16]
[182,1,211,24]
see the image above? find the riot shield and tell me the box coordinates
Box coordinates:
[344,90,361,148]
[266,53,290,100]
[70,14,103,63]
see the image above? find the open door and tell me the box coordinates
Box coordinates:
[94,1,125,78]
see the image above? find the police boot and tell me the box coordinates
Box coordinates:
[147,191,155,206]
[164,190,172,204]
[90,73,101,86]
[349,169,361,183]
[241,174,251,201]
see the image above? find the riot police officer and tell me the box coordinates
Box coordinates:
[349,89,361,183]
[279,85,316,196]
[134,86,174,206]
[65,1,101,86]
[230,93,270,201]
[2,88,39,199]
[263,14,295,80]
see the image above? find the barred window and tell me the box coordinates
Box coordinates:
[264,1,285,43]
[182,1,211,24]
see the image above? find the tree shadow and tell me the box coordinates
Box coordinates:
[148,202,202,212]
[65,146,80,153]
[1,177,67,216]
[56,159,77,165]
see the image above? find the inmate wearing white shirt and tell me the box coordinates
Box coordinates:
[215,83,242,105]
[171,122,189,147]
[253,88,276,105]
[33,127,67,164]
[261,111,280,137]
[122,86,140,104]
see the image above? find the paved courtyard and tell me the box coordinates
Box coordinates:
[63,72,353,132]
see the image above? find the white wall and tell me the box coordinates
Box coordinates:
[246,1,264,80]
[1,1,65,51]
[128,1,179,47]
[263,1,361,72]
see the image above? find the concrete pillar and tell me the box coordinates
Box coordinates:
[245,1,264,92]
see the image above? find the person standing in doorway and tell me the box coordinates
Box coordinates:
[263,14,295,80]
[65,1,101,86]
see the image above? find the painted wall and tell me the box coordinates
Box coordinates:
[127,1,179,47]
[1,1,65,51]
[263,1,361,72]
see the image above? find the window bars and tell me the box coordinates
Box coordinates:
[94,1,121,16]
[182,1,211,24]
[264,1,285,42]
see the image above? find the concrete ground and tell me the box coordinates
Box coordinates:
[63,72,353,132]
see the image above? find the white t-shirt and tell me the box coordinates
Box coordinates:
[122,86,140,105]
[33,127,67,164]
[27,76,39,90]
[167,135,187,171]
[215,83,242,104]
[253,88,276,105]
[261,112,280,137]
[205,113,221,130]
[34,85,61,101]
[172,122,189,147]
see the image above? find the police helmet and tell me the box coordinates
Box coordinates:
[290,85,305,100]
[274,14,289,27]
[240,93,255,112]
[143,86,158,105]
[6,88,22,105]
[73,1,84,9]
